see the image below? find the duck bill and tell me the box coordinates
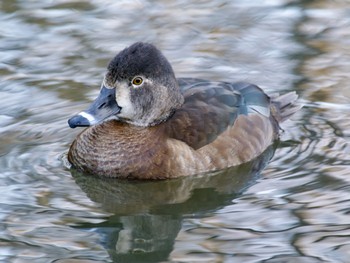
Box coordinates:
[68,86,121,128]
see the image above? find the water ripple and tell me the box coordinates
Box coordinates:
[1,0,350,262]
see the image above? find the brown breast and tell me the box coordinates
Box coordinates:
[68,121,173,179]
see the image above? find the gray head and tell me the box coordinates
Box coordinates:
[68,42,184,128]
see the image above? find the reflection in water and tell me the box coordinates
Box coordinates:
[77,214,181,263]
[71,145,276,261]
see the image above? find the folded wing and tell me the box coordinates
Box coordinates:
[165,78,272,149]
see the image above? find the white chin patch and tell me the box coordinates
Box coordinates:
[79,111,97,124]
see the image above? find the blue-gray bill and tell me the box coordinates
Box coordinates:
[68,86,121,128]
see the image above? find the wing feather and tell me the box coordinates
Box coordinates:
[165,78,271,149]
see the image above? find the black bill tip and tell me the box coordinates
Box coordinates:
[68,115,91,128]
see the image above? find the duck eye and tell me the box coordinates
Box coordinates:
[132,76,143,86]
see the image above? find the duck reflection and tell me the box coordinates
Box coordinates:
[71,144,276,262]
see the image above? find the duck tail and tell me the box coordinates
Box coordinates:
[270,91,301,123]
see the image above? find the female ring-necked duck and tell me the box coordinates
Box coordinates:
[68,42,300,179]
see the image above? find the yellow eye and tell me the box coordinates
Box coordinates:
[132,76,143,86]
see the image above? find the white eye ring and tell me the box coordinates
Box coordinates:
[131,76,143,87]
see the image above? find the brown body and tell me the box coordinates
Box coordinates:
[68,113,277,179]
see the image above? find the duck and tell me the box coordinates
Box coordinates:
[67,42,300,179]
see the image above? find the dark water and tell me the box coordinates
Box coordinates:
[1,0,350,262]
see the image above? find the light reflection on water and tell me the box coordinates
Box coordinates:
[1,0,350,262]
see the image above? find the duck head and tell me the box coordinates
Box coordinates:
[68,42,184,128]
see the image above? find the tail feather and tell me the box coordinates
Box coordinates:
[270,91,301,123]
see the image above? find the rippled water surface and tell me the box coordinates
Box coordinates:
[1,0,350,262]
